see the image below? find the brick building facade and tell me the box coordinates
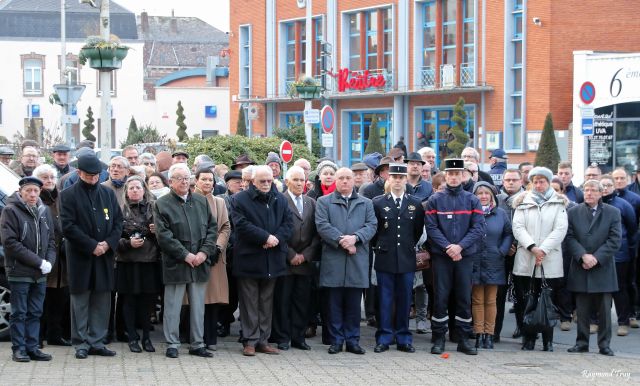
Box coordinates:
[229,0,640,167]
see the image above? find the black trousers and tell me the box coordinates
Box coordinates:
[431,255,473,336]
[575,292,612,349]
[41,286,70,341]
[271,274,312,345]
[513,275,563,344]
[613,261,632,325]
[108,291,126,341]
[204,304,220,346]
[121,293,154,342]
[494,255,514,337]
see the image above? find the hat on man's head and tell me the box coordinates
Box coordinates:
[51,143,71,153]
[387,147,404,161]
[231,154,256,169]
[224,170,243,182]
[351,162,368,172]
[490,149,508,159]
[362,152,382,170]
[77,153,102,174]
[388,163,407,176]
[265,152,281,166]
[0,146,15,156]
[76,139,95,150]
[444,158,465,171]
[19,176,43,188]
[172,150,189,159]
[374,157,393,175]
[404,152,425,165]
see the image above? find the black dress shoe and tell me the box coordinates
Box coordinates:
[75,349,89,359]
[493,334,501,343]
[217,324,230,338]
[12,350,30,362]
[542,342,553,352]
[48,337,72,346]
[567,344,589,353]
[374,343,389,353]
[189,347,213,358]
[142,339,155,353]
[599,347,614,356]
[328,344,342,354]
[166,347,179,358]
[431,336,445,355]
[277,343,290,351]
[346,344,366,354]
[291,341,311,350]
[89,347,117,356]
[457,339,478,355]
[128,341,142,353]
[27,349,52,361]
[397,344,416,353]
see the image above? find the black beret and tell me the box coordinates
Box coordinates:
[224,170,242,182]
[19,176,43,188]
[172,151,189,159]
[77,153,102,174]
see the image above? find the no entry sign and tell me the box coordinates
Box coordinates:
[280,140,293,163]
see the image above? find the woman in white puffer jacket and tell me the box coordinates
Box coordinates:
[511,166,568,352]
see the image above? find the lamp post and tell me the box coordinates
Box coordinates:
[98,0,112,163]
[297,0,313,152]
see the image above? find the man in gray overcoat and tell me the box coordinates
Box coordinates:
[565,179,621,356]
[315,167,377,355]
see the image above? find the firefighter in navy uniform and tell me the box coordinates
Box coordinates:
[425,159,486,355]
[371,164,425,353]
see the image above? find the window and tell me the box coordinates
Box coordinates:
[282,18,323,88]
[347,8,392,72]
[461,0,475,85]
[97,72,117,97]
[442,0,456,65]
[420,106,476,166]
[508,0,524,150]
[22,55,45,96]
[421,1,436,87]
[348,111,392,163]
[59,55,80,85]
[239,25,252,98]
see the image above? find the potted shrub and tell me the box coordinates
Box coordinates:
[288,75,321,100]
[78,35,129,71]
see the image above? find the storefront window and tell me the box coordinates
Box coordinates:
[348,111,392,164]
[419,106,476,166]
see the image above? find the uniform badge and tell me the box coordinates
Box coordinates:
[447,214,452,219]
[408,205,416,211]
[383,207,391,212]
[104,208,110,220]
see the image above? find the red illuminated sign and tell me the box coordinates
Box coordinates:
[330,68,386,92]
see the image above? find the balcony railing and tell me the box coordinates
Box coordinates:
[421,66,436,88]
[460,62,475,86]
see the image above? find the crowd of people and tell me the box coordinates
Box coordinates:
[1,138,639,362]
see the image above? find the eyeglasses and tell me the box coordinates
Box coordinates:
[171,176,190,183]
[143,162,156,166]
[110,164,126,169]
[601,183,614,188]
[465,169,477,175]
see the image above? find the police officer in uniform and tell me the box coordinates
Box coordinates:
[372,164,425,353]
[425,159,485,355]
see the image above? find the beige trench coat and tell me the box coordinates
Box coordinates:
[201,191,231,304]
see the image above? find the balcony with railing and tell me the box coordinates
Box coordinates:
[419,63,478,89]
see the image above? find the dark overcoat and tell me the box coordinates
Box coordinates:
[60,180,123,294]
[565,202,622,294]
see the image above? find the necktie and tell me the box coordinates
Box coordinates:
[395,197,401,209]
[592,208,597,217]
[296,196,303,215]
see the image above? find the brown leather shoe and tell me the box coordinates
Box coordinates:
[256,344,280,355]
[242,346,256,356]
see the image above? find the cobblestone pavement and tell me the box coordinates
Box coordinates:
[1,318,638,385]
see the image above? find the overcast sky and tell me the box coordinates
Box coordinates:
[115,0,230,32]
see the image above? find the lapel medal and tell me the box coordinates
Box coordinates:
[383,206,391,212]
[408,205,416,211]
[104,208,110,221]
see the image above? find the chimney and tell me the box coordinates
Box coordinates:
[141,11,149,33]
[170,9,177,34]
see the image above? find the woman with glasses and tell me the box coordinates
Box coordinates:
[116,176,161,353]
[147,172,170,199]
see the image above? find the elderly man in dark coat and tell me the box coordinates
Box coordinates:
[232,165,293,356]
[270,166,320,351]
[154,163,218,359]
[60,153,123,359]
[316,167,377,355]
[565,180,622,356]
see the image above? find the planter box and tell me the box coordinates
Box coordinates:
[295,85,321,100]
[81,47,129,71]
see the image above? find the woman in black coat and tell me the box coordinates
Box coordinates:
[115,176,161,353]
[471,182,513,349]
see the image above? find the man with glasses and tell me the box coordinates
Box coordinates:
[461,147,494,185]
[102,157,130,208]
[518,162,533,187]
[231,165,292,356]
[584,164,602,183]
[139,153,157,170]
[154,163,218,359]
[12,146,39,177]
[60,152,123,359]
